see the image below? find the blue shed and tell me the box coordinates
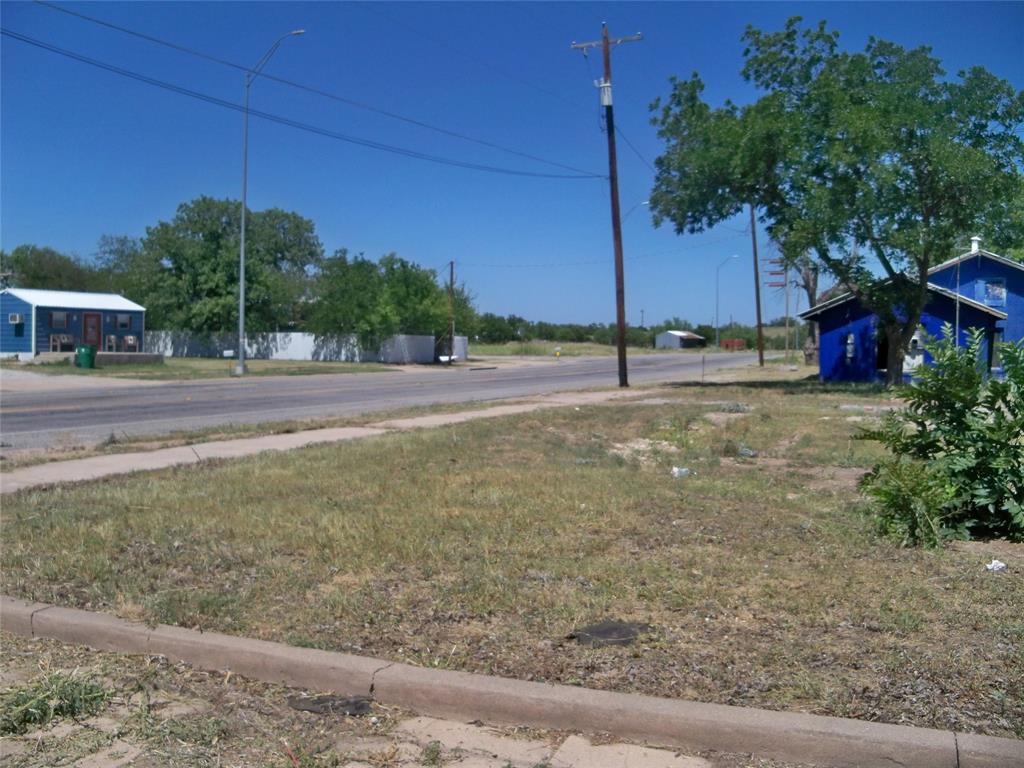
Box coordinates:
[801,244,1014,384]
[0,288,146,359]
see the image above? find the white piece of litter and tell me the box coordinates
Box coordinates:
[986,559,1007,572]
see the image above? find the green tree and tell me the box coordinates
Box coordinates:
[308,250,397,347]
[477,313,515,343]
[141,197,323,332]
[309,252,462,347]
[1,244,103,291]
[651,18,1024,384]
[379,254,448,336]
[94,235,173,327]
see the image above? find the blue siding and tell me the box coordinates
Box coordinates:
[815,292,998,383]
[0,293,33,354]
[929,255,1024,344]
[35,306,146,353]
[918,295,997,369]
[817,302,880,382]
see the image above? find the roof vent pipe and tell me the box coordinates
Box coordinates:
[970,235,982,254]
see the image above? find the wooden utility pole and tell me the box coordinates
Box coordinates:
[572,24,642,388]
[749,204,765,366]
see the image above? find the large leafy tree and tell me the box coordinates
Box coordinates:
[308,251,457,346]
[141,196,323,333]
[308,250,398,347]
[0,244,105,291]
[651,18,1024,384]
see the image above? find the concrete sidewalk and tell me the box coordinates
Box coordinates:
[0,389,638,494]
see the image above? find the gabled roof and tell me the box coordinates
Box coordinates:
[661,329,704,340]
[2,288,145,312]
[800,282,1006,321]
[929,248,1024,276]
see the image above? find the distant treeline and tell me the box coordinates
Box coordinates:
[1,195,802,350]
[473,313,803,350]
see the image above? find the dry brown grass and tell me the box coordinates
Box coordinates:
[2,380,1021,739]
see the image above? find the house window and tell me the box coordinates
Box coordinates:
[975,279,1006,308]
[116,314,132,330]
[51,311,67,329]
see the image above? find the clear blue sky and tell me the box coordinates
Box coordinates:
[3,2,1022,326]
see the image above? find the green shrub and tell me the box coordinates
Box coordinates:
[860,325,1023,546]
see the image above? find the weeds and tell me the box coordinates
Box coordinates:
[860,327,1024,545]
[3,381,1021,736]
[0,672,108,735]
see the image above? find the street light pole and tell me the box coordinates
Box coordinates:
[235,29,304,377]
[715,254,738,348]
[621,199,649,223]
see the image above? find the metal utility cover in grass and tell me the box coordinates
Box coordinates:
[569,620,652,648]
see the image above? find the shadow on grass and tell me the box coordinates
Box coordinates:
[664,375,889,396]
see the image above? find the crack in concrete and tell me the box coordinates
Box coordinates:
[368,662,395,696]
[28,604,53,637]
[953,731,960,768]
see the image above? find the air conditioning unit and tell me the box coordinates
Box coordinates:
[8,313,24,325]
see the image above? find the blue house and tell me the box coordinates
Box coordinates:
[800,238,1021,382]
[0,288,146,359]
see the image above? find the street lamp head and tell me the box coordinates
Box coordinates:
[290,29,306,36]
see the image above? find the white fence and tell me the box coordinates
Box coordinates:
[144,331,468,365]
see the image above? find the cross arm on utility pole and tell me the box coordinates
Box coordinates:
[570,33,643,50]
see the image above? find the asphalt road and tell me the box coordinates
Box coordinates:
[0,353,759,450]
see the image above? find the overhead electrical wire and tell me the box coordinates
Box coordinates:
[458,232,749,269]
[2,28,605,179]
[615,127,656,173]
[352,0,659,175]
[34,0,603,179]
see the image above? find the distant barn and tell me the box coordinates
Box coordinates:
[655,329,705,349]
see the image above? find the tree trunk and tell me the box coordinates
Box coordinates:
[884,326,904,386]
[799,263,819,345]
[883,321,919,387]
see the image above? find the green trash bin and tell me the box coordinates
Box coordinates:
[75,344,97,369]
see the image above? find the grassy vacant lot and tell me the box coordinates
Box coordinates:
[1,357,391,380]
[2,380,1021,739]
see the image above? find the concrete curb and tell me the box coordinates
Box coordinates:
[3,597,1020,767]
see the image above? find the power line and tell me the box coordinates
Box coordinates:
[615,126,656,172]
[34,0,603,178]
[458,232,749,269]
[352,0,588,113]
[2,28,604,180]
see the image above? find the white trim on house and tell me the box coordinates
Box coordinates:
[2,288,144,312]
[929,248,1024,276]
[800,282,1007,320]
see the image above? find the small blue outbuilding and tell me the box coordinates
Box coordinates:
[800,238,1022,383]
[0,288,146,359]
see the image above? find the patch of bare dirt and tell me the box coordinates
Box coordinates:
[609,438,679,464]
[703,412,751,428]
[720,457,866,492]
[948,539,1024,561]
